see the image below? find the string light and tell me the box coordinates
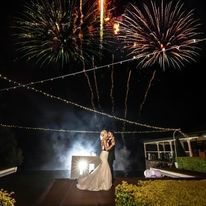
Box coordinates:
[1,39,205,134]
[0,57,136,93]
[0,123,175,135]
[0,74,180,132]
[0,37,205,93]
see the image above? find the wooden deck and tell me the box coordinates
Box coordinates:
[39,179,114,206]
[37,170,206,206]
[38,178,137,206]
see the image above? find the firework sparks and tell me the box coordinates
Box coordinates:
[12,0,101,67]
[113,22,120,35]
[118,0,203,70]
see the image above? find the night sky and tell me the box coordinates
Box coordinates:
[0,0,206,171]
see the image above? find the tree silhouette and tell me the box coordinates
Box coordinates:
[0,128,23,168]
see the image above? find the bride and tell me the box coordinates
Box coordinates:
[76,129,112,191]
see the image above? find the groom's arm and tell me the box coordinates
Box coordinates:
[107,136,115,151]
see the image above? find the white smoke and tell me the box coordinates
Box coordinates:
[40,132,99,171]
[114,146,131,171]
[64,139,98,170]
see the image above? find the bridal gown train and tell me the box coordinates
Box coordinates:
[76,150,112,191]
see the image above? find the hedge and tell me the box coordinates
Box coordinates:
[115,179,206,206]
[177,157,206,173]
[0,189,15,206]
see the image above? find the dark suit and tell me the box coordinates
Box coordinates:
[107,137,115,182]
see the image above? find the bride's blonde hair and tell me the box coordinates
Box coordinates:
[100,129,107,140]
[101,129,107,134]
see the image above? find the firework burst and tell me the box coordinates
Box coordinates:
[12,0,103,68]
[118,0,203,70]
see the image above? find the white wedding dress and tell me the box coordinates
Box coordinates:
[76,150,112,191]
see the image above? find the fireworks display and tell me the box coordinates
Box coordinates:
[13,0,103,67]
[7,0,206,123]
[117,0,203,70]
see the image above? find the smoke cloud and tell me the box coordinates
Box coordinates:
[114,146,131,171]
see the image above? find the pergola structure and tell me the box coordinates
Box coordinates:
[143,131,206,168]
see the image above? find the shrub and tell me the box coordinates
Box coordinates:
[0,189,15,206]
[115,179,206,206]
[177,157,206,173]
[115,181,136,206]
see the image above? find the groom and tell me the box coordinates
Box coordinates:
[107,131,116,183]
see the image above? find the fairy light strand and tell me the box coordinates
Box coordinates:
[0,37,205,93]
[0,57,135,93]
[0,74,180,132]
[0,123,175,134]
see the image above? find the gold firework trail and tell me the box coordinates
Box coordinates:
[139,70,156,116]
[92,56,102,111]
[100,0,105,43]
[122,69,132,144]
[124,70,132,120]
[83,60,96,111]
[110,54,115,115]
